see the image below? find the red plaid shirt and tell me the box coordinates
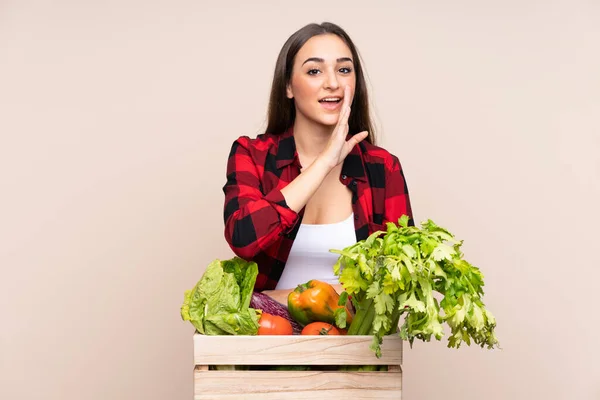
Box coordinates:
[222,127,414,291]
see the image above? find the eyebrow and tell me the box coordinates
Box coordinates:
[301,57,353,66]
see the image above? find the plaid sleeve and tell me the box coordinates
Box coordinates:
[222,138,299,259]
[384,154,415,227]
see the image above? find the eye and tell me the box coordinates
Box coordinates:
[307,69,321,75]
[340,67,353,74]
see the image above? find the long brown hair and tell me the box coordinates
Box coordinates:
[265,22,376,145]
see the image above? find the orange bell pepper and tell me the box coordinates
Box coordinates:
[287,280,353,327]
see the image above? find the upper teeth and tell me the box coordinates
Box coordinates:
[321,98,340,102]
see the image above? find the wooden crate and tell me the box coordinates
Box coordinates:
[193,334,403,399]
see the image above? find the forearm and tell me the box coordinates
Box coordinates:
[280,157,333,213]
[223,138,302,260]
[224,157,332,259]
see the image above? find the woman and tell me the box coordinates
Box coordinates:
[222,22,414,304]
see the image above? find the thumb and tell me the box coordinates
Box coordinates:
[344,131,369,154]
[349,131,369,146]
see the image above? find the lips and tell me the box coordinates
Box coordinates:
[319,97,342,111]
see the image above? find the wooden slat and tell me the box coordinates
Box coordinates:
[194,370,402,399]
[193,334,403,365]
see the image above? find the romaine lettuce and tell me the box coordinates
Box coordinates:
[181,257,260,335]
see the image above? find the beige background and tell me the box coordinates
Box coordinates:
[1,1,599,399]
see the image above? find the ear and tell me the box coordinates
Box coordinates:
[286,83,294,99]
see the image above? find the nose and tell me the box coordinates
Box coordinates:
[324,70,340,90]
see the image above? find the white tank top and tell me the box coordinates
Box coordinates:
[275,213,357,290]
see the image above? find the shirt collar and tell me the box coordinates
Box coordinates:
[275,126,298,169]
[275,126,367,182]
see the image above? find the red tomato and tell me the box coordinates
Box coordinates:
[301,322,341,335]
[258,312,293,335]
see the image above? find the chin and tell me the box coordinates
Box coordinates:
[319,120,338,127]
[297,108,340,128]
[316,114,340,127]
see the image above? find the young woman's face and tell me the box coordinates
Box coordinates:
[287,34,356,128]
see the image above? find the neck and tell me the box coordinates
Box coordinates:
[292,116,335,162]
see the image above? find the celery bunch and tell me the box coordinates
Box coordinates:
[332,216,500,358]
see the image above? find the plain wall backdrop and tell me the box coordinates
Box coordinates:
[1,1,599,399]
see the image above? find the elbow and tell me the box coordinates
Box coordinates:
[227,241,260,260]
[224,215,262,260]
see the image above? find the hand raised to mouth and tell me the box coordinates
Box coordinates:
[319,85,369,169]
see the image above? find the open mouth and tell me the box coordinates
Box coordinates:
[319,97,342,110]
[318,97,342,104]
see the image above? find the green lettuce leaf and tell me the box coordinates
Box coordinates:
[181,257,260,335]
[204,309,260,335]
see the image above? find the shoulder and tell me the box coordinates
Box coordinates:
[359,140,403,172]
[227,133,282,165]
[230,132,279,153]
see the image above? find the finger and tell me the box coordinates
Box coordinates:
[346,130,369,148]
[342,85,351,122]
[335,85,351,130]
[340,103,349,125]
[335,105,350,137]
[342,85,351,109]
[339,104,351,134]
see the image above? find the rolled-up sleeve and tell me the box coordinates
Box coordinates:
[223,138,299,259]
